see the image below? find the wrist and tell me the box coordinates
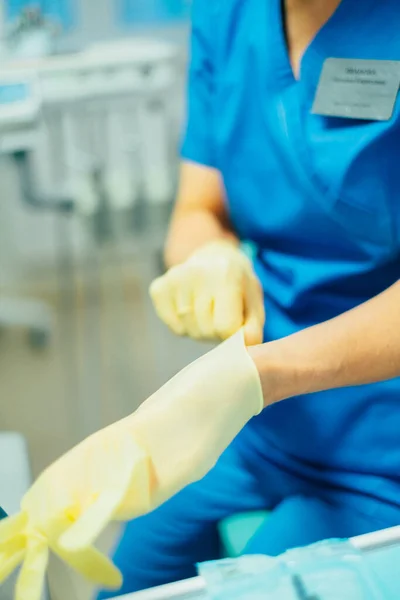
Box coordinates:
[194,238,240,257]
[248,339,312,408]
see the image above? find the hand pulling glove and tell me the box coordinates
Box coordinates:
[150,241,265,345]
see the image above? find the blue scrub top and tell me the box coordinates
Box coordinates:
[182,0,400,520]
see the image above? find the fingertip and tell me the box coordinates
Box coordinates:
[213,288,245,340]
[106,567,123,590]
[243,320,264,346]
[54,544,123,589]
[243,276,265,346]
[215,313,244,341]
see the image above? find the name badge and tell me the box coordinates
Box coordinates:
[312,58,400,121]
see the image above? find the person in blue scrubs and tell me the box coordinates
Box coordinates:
[99,0,400,595]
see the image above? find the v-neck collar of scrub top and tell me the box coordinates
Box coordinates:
[264,0,377,92]
[252,0,396,249]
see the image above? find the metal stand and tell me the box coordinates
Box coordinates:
[0,149,75,349]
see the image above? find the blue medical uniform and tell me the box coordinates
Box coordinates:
[98,0,400,595]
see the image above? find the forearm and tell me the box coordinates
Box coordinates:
[165,208,237,268]
[164,162,237,268]
[249,281,400,407]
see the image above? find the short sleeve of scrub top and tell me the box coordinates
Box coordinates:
[181,0,217,168]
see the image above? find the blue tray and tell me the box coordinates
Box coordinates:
[365,545,400,599]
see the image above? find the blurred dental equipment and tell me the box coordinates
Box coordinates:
[0,72,54,348]
[3,5,59,59]
[14,36,184,217]
[118,0,190,26]
[0,34,185,439]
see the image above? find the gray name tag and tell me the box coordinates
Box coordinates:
[312,58,400,121]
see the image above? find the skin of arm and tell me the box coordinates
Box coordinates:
[164,161,238,268]
[249,281,400,408]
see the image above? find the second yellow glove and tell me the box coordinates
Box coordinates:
[150,241,265,345]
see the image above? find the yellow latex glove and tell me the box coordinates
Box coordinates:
[0,330,263,600]
[150,241,265,345]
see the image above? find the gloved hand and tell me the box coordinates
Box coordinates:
[0,330,263,600]
[150,241,265,345]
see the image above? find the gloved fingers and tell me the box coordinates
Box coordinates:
[213,275,245,339]
[0,549,25,583]
[0,532,26,554]
[113,451,152,521]
[59,442,141,553]
[55,544,122,589]
[243,275,265,346]
[15,538,49,600]
[193,293,215,339]
[0,512,27,543]
[59,490,124,553]
[175,280,202,339]
[149,276,185,336]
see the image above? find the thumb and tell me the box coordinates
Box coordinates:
[243,320,264,346]
[243,276,265,346]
